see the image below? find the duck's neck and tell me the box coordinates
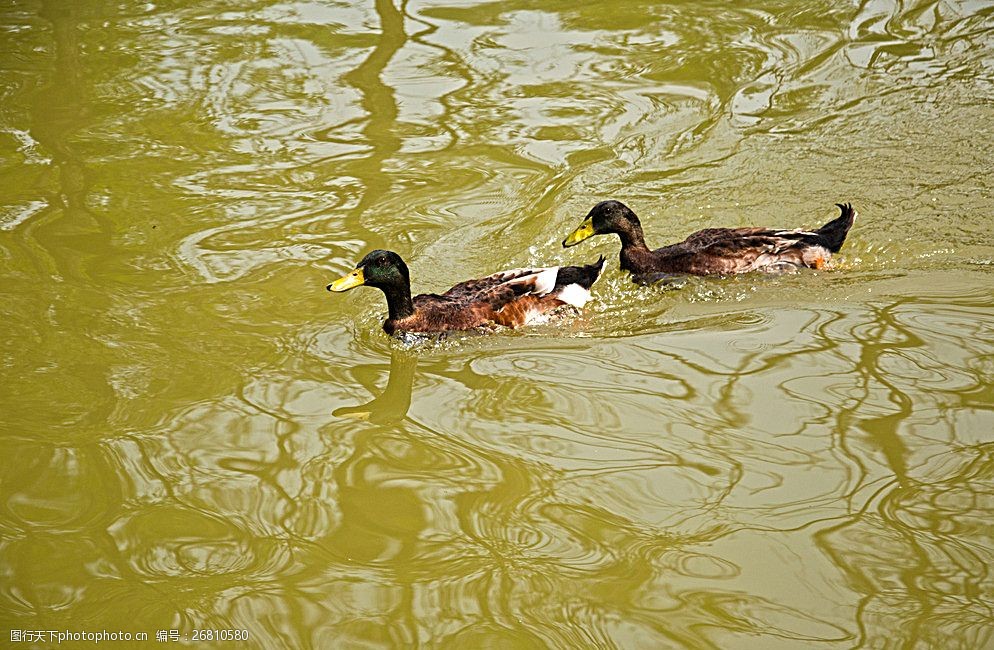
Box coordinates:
[615,221,653,274]
[616,221,649,252]
[380,279,415,322]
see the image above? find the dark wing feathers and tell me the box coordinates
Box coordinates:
[678,228,760,251]
[443,267,550,314]
[396,261,602,332]
[442,267,542,300]
[665,227,813,255]
[629,204,856,275]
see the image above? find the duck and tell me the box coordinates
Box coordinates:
[562,200,857,282]
[327,249,605,335]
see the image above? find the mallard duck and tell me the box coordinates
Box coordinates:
[562,200,857,282]
[327,249,605,335]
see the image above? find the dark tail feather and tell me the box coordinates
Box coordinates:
[816,203,857,253]
[556,255,605,289]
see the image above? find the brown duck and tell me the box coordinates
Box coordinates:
[562,200,857,282]
[328,249,605,335]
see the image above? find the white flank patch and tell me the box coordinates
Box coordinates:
[554,283,592,308]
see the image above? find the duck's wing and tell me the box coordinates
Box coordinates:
[409,260,604,329]
[442,266,557,302]
[447,258,605,308]
[672,227,792,252]
[443,268,556,300]
[670,204,857,258]
[398,268,555,331]
[644,204,857,275]
[650,228,825,274]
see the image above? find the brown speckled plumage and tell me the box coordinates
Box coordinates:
[329,250,604,336]
[565,201,857,282]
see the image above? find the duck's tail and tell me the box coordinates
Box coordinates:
[816,203,857,253]
[549,255,605,308]
[555,255,605,290]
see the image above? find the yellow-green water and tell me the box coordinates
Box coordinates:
[2,0,994,648]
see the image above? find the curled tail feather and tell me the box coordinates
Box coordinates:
[816,203,857,253]
[555,255,605,290]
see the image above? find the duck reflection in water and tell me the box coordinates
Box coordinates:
[334,348,418,425]
[333,348,501,425]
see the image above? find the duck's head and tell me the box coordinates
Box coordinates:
[327,249,410,293]
[563,200,642,247]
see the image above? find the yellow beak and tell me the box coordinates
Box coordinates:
[332,406,372,421]
[327,268,365,292]
[563,218,595,247]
